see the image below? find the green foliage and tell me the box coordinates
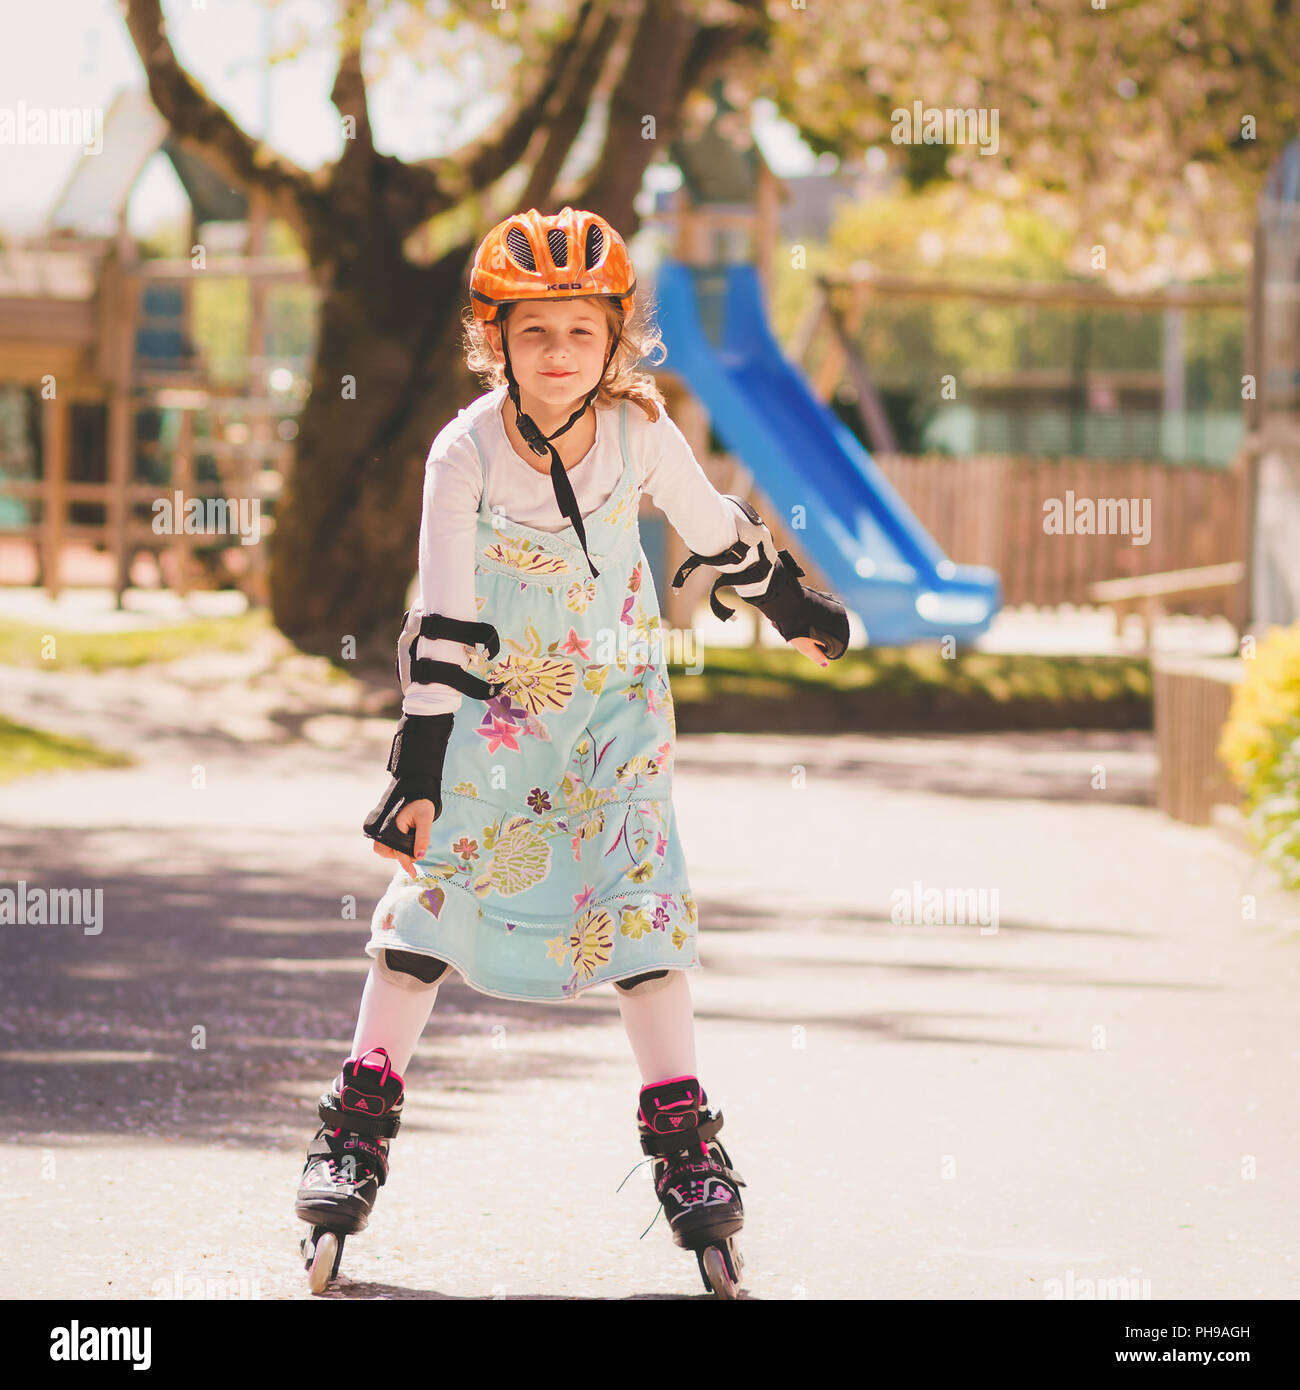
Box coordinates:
[666,643,1151,730]
[757,0,1300,276]
[1219,626,1300,888]
[0,717,133,783]
[0,611,270,671]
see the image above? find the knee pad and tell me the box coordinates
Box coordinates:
[614,969,672,997]
[380,949,450,988]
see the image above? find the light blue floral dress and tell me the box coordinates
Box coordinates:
[367,401,701,1002]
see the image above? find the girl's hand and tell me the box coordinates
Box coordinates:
[372,799,437,878]
[789,635,830,668]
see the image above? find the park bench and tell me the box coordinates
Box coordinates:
[1087,562,1245,650]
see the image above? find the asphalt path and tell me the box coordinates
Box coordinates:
[2,653,1295,1300]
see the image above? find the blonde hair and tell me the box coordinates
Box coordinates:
[461,290,668,422]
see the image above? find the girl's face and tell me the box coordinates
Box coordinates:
[488,299,611,409]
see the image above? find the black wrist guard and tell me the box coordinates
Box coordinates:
[745,549,851,660]
[671,495,851,660]
[363,713,453,857]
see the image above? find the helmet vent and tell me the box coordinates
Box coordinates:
[505,226,537,272]
[546,228,569,268]
[584,223,605,269]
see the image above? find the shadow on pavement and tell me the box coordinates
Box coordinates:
[675,730,1155,806]
[0,831,624,1154]
[311,1279,756,1300]
[0,793,1182,1153]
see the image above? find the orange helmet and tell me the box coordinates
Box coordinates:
[470,206,636,323]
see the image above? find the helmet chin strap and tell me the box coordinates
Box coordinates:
[500,310,624,580]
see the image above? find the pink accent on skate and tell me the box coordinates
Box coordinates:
[637,1077,706,1127]
[347,1047,403,1087]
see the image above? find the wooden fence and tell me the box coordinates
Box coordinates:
[874,453,1246,614]
[0,247,311,603]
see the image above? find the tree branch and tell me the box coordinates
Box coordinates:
[329,3,375,214]
[570,0,769,234]
[123,0,313,236]
[330,1,374,158]
[518,0,624,212]
[677,0,770,100]
[402,0,605,227]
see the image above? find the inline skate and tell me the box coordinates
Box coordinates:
[294,1046,404,1293]
[631,1075,747,1297]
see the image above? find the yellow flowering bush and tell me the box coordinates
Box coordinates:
[1219,625,1300,888]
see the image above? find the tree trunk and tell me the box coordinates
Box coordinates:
[268,238,478,659]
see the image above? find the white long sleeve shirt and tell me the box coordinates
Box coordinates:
[402,384,747,717]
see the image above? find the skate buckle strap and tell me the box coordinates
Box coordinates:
[638,1107,723,1158]
[710,1161,746,1190]
[317,1090,402,1139]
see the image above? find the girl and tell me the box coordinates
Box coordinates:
[295,207,849,1297]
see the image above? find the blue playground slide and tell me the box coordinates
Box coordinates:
[649,261,1001,645]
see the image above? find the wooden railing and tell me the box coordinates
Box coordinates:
[874,453,1246,616]
[0,248,313,601]
[0,387,294,602]
[1153,657,1241,823]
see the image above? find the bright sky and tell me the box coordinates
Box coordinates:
[0,0,821,239]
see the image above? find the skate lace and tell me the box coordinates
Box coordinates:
[615,1157,664,1240]
[317,1127,382,1185]
[617,1146,722,1241]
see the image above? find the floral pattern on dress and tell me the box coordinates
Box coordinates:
[483,537,573,575]
[604,485,638,533]
[473,618,580,721]
[565,579,597,612]
[493,652,577,716]
[470,815,552,897]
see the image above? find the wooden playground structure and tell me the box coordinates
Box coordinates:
[0,91,309,603]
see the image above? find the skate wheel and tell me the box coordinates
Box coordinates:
[304,1229,342,1294]
[699,1240,743,1299]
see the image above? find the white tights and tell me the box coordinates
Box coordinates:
[351,955,698,1085]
